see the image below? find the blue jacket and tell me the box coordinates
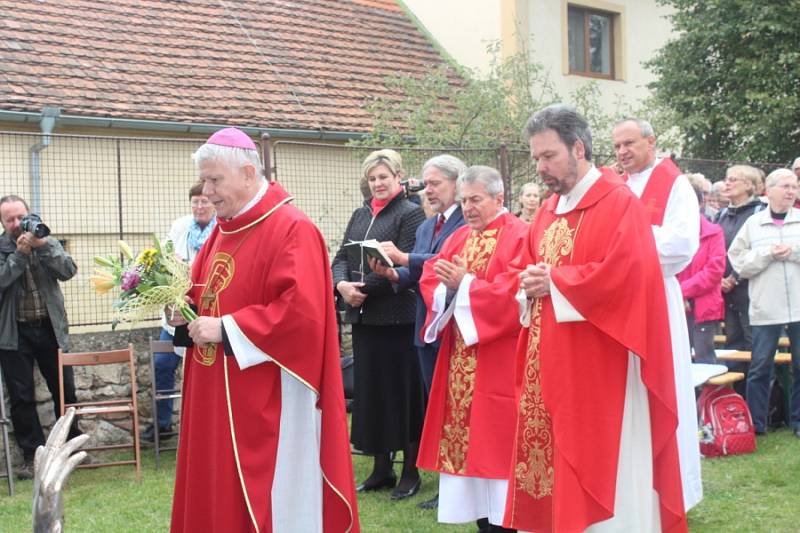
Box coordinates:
[395,206,465,347]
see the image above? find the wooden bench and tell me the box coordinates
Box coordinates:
[714,334,790,349]
[706,371,745,387]
[715,350,791,365]
[715,350,793,426]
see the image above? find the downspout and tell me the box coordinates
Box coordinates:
[28,107,61,213]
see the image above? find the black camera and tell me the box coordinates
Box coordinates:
[400,179,425,194]
[20,214,51,238]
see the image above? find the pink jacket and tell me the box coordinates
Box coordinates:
[677,216,725,323]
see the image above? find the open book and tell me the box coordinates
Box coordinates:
[344,239,394,267]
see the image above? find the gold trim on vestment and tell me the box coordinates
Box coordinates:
[196,252,235,366]
[437,227,499,473]
[514,217,576,499]
[223,329,358,533]
[224,355,260,532]
[218,196,294,234]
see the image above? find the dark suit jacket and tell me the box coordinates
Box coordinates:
[395,206,465,348]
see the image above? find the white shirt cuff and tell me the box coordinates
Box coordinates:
[453,274,478,346]
[424,283,455,343]
[516,288,531,327]
[221,315,273,370]
[550,280,586,322]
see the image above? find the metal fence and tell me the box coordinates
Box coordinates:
[0,130,788,326]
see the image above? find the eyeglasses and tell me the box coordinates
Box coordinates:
[724,176,743,184]
[191,199,212,207]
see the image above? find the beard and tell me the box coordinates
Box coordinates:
[542,154,579,195]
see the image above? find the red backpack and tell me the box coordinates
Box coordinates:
[697,385,756,457]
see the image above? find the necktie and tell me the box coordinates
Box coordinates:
[433,214,445,239]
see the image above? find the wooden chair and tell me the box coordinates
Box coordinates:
[0,367,14,496]
[148,339,182,469]
[58,344,141,479]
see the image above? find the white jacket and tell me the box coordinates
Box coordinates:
[728,207,800,325]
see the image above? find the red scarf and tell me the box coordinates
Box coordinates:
[370,189,403,216]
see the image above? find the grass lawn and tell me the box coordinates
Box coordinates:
[1,429,799,532]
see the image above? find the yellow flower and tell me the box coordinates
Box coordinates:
[136,248,158,269]
[90,270,116,294]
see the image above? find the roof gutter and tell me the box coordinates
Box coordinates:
[0,110,366,142]
[28,107,60,213]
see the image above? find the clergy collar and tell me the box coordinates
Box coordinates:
[555,166,601,214]
[627,158,660,182]
[224,179,269,221]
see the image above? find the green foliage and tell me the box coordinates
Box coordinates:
[1,429,800,531]
[352,42,680,175]
[648,0,800,163]
[354,42,558,151]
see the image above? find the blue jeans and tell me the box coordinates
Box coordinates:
[154,329,180,429]
[747,322,800,433]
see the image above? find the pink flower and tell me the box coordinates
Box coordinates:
[121,270,141,291]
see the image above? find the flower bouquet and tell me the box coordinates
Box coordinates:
[90,236,198,328]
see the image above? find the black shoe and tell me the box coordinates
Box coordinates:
[390,477,421,501]
[356,473,397,492]
[417,493,438,509]
[140,425,156,442]
[16,459,34,481]
[141,424,172,442]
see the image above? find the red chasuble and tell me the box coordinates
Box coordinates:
[171,183,359,533]
[503,170,687,533]
[417,212,527,478]
[623,158,681,226]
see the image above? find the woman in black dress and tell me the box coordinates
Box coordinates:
[332,149,426,500]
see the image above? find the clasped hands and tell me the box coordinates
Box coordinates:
[520,262,552,299]
[165,297,221,347]
[771,243,792,261]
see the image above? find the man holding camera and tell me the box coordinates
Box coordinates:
[0,195,79,480]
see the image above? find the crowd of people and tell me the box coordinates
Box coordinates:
[1,107,799,532]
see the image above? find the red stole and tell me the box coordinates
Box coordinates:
[504,170,687,533]
[417,212,527,478]
[172,183,359,533]
[624,158,682,226]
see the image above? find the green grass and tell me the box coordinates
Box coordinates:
[1,429,799,532]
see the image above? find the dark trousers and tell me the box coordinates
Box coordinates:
[747,323,800,433]
[687,316,719,363]
[417,344,438,397]
[0,320,79,459]
[724,299,752,395]
[154,328,180,429]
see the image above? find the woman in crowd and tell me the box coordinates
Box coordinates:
[515,181,540,223]
[728,168,800,437]
[677,181,725,363]
[715,165,765,351]
[332,149,426,500]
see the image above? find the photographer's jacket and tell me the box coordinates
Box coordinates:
[0,233,77,350]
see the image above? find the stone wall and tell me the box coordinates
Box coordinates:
[0,326,178,467]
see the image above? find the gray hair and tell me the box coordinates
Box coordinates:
[792,157,800,170]
[615,117,655,138]
[457,165,504,197]
[523,104,593,161]
[192,143,265,179]
[765,168,797,189]
[0,195,29,210]
[422,154,466,182]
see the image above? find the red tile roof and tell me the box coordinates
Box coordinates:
[0,0,459,133]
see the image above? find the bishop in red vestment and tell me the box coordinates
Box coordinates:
[170,129,358,533]
[417,166,527,528]
[504,106,687,533]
